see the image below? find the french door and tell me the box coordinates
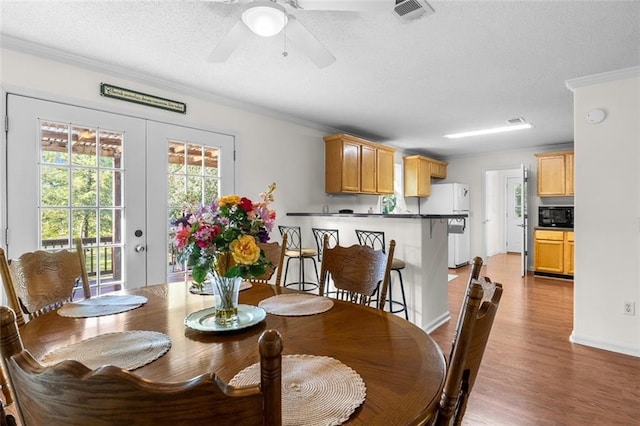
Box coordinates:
[5,94,234,293]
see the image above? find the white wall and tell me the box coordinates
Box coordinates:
[0,47,335,229]
[569,71,640,356]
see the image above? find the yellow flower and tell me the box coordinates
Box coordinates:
[229,235,260,265]
[218,194,241,207]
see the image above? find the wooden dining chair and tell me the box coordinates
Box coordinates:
[0,238,91,327]
[250,234,287,286]
[0,400,17,426]
[434,276,503,426]
[318,234,395,309]
[450,256,484,347]
[0,306,283,426]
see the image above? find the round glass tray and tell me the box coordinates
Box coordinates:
[184,304,266,332]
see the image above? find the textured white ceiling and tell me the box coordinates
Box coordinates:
[1,0,639,158]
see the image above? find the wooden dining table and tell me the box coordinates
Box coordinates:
[17,282,446,425]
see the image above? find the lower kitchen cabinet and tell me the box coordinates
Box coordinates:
[564,231,574,275]
[534,229,574,278]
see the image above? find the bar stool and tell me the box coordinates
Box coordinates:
[355,229,409,320]
[278,225,319,292]
[312,228,340,296]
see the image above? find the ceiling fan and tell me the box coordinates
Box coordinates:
[206,0,396,68]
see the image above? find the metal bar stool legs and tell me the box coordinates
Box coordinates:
[279,225,319,292]
[355,229,409,320]
[387,262,409,320]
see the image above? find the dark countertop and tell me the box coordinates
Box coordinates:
[287,212,468,219]
[534,226,574,232]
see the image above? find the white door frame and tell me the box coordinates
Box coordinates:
[3,94,236,290]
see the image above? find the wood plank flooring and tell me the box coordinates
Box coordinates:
[429,253,640,425]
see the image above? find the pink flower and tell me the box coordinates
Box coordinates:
[175,224,191,249]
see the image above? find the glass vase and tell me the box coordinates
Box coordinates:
[211,274,242,326]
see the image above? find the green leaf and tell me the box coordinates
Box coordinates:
[249,264,266,277]
[192,265,209,284]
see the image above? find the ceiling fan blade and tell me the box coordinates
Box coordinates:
[293,0,392,11]
[207,20,252,62]
[285,16,336,68]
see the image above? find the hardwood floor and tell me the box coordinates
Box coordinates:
[429,253,640,425]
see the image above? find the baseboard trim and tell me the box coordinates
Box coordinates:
[534,271,574,280]
[423,311,451,334]
[570,332,640,358]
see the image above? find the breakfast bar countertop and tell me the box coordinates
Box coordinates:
[282,213,456,332]
[287,212,468,219]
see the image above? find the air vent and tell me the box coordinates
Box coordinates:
[394,0,435,21]
[507,117,526,125]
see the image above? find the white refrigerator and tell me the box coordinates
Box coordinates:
[420,183,471,268]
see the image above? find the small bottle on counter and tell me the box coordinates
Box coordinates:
[368,206,373,214]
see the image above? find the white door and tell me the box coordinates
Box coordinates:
[520,164,529,277]
[146,121,234,285]
[5,94,234,293]
[506,176,523,253]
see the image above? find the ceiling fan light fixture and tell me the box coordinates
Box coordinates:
[242,1,288,37]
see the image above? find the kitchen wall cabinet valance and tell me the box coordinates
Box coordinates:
[403,155,448,197]
[534,229,574,278]
[536,150,574,196]
[324,133,395,195]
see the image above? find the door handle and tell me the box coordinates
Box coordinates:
[134,244,146,253]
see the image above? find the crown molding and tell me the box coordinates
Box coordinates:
[0,34,340,134]
[565,66,640,92]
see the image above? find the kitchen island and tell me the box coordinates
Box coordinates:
[284,212,468,331]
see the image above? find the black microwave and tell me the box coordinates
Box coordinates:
[538,206,573,228]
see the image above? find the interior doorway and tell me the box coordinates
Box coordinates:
[483,165,528,276]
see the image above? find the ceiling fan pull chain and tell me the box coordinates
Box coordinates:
[282,16,288,58]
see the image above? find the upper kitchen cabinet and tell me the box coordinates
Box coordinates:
[324,133,395,195]
[403,155,448,197]
[536,150,574,196]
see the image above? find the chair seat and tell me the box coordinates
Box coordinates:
[391,258,405,270]
[284,248,317,258]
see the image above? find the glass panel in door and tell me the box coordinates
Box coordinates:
[39,121,124,295]
[6,95,147,292]
[167,141,221,283]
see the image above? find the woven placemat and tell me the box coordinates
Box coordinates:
[40,330,171,371]
[58,294,148,318]
[258,294,334,316]
[230,355,366,426]
[189,280,252,295]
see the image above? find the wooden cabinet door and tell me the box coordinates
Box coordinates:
[376,148,394,194]
[565,152,574,196]
[341,140,361,192]
[360,144,377,193]
[430,160,447,179]
[564,231,575,275]
[537,154,566,196]
[404,156,431,197]
[534,230,565,273]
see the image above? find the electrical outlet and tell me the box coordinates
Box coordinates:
[623,301,635,316]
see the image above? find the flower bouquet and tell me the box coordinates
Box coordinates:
[175,183,277,325]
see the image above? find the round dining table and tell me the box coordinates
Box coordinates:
[17,282,446,425]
